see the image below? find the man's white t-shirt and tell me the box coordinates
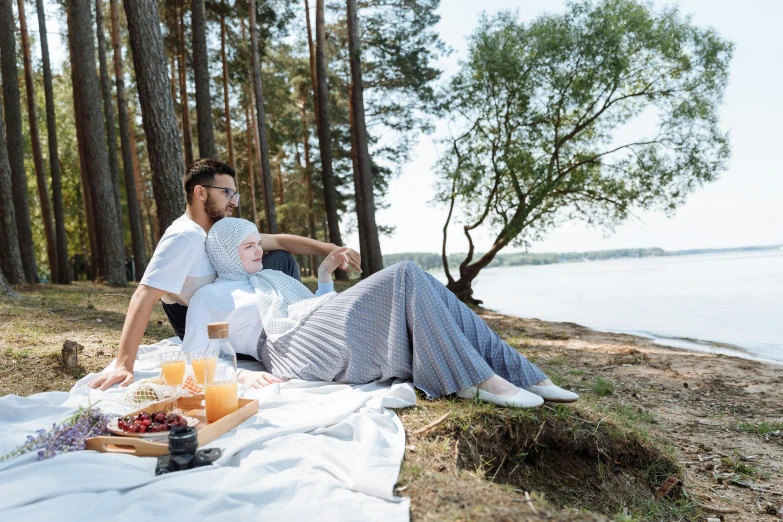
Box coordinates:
[140,215,216,306]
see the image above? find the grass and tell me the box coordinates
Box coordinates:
[2,281,696,521]
[542,331,570,341]
[0,283,173,396]
[737,421,783,434]
[396,386,693,521]
[590,377,616,397]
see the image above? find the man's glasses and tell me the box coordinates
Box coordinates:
[201,185,240,202]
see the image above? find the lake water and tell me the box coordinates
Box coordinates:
[433,250,783,363]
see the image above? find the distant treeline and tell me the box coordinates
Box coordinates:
[384,244,783,272]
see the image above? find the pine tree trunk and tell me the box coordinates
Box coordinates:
[241,19,258,228]
[220,3,238,217]
[220,4,235,172]
[348,90,369,275]
[68,0,127,286]
[0,269,20,299]
[170,58,178,112]
[249,88,267,231]
[66,7,98,280]
[124,0,187,233]
[95,0,124,229]
[110,0,147,280]
[245,104,258,228]
[192,0,216,159]
[315,0,343,251]
[36,0,71,284]
[346,0,383,275]
[300,94,318,276]
[18,0,59,283]
[129,124,155,251]
[178,4,194,168]
[276,158,285,205]
[248,0,278,233]
[72,83,98,281]
[0,0,38,283]
[304,0,319,128]
[0,101,26,285]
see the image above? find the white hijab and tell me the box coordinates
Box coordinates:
[201,218,335,343]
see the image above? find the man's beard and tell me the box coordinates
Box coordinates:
[205,194,231,224]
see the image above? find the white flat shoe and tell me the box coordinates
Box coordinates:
[525,384,579,403]
[456,386,544,408]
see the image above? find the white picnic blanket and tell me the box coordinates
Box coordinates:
[0,339,416,521]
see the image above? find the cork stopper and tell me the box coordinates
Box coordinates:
[207,322,229,339]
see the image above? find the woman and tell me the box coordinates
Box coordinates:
[184,218,578,407]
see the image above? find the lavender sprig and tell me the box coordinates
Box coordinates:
[0,400,112,462]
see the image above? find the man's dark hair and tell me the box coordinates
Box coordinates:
[183,159,236,204]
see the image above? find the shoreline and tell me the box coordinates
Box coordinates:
[470,307,783,520]
[473,306,783,366]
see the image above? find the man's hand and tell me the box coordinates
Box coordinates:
[90,367,135,390]
[238,369,284,390]
[88,284,165,390]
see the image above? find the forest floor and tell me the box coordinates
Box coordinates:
[1,282,782,521]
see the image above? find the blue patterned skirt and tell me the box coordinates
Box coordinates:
[258,261,547,398]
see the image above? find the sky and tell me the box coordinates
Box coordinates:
[361,0,783,255]
[37,1,783,256]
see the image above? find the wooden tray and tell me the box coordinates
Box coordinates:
[85,395,258,457]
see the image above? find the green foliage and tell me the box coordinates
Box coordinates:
[436,0,733,284]
[737,421,783,434]
[591,377,616,397]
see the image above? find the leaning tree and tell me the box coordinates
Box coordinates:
[437,1,733,304]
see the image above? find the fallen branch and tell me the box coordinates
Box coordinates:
[727,476,783,495]
[524,491,538,514]
[698,503,739,515]
[412,410,452,436]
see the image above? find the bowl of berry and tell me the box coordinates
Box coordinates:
[108,411,199,439]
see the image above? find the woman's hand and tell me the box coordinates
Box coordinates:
[237,369,284,389]
[318,246,353,282]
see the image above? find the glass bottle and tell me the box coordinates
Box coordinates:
[203,322,239,422]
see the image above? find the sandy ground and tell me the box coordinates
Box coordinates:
[477,309,783,521]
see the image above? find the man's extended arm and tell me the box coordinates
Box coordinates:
[89,284,166,390]
[260,233,361,274]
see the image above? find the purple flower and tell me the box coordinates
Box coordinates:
[0,401,111,462]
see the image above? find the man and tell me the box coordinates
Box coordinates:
[90,159,359,390]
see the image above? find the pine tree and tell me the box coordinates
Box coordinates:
[191,0,216,158]
[248,0,278,233]
[110,0,147,280]
[346,0,383,275]
[35,0,71,284]
[314,0,344,254]
[124,0,187,232]
[95,0,124,227]
[67,0,127,286]
[0,100,25,285]
[0,0,38,282]
[17,0,59,282]
[177,1,194,167]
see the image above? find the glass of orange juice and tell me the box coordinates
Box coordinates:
[159,351,187,414]
[191,350,218,387]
